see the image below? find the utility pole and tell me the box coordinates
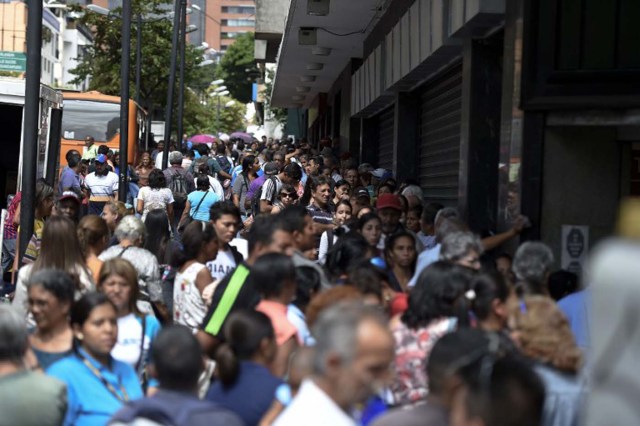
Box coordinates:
[176,1,187,148]
[118,0,132,202]
[163,0,185,169]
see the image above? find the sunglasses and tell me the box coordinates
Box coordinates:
[281,192,297,198]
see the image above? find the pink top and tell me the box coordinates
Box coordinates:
[256,300,298,346]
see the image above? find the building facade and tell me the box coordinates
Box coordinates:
[269,0,640,262]
[189,0,255,52]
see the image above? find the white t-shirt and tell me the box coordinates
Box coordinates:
[85,171,119,197]
[155,151,164,170]
[112,313,145,368]
[138,187,174,222]
[206,248,237,282]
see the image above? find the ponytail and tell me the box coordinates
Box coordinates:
[215,343,240,388]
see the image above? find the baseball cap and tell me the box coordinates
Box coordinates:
[354,187,370,199]
[95,154,107,163]
[376,193,403,211]
[264,161,279,176]
[58,191,80,204]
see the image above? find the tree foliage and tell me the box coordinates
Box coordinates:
[263,67,287,127]
[217,32,259,104]
[69,0,205,136]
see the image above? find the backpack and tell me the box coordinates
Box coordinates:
[169,170,188,205]
[216,155,232,176]
[251,176,278,217]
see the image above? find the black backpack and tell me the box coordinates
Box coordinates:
[169,170,188,205]
[251,176,278,217]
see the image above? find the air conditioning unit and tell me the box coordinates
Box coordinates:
[299,28,317,45]
[307,0,329,16]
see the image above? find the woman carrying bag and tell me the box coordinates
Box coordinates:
[178,175,221,232]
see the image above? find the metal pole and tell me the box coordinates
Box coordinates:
[18,0,43,264]
[176,2,186,149]
[118,0,132,202]
[135,13,142,106]
[163,0,184,170]
[216,95,220,137]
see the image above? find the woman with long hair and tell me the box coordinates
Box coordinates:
[97,258,162,392]
[16,179,55,267]
[331,179,351,206]
[390,261,474,406]
[14,216,94,322]
[136,169,174,223]
[27,269,75,370]
[206,310,282,426]
[172,221,219,331]
[135,152,155,188]
[357,212,382,252]
[46,292,143,425]
[77,215,110,283]
[232,154,259,218]
[510,296,584,426]
[384,231,417,293]
[270,183,299,215]
[318,199,352,264]
[144,209,177,266]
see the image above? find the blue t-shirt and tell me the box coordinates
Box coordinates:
[59,166,81,194]
[206,361,283,426]
[557,289,590,351]
[187,190,220,221]
[47,348,143,426]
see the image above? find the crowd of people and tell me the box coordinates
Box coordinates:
[0,135,596,426]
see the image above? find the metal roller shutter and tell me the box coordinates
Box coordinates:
[377,106,394,170]
[419,65,463,206]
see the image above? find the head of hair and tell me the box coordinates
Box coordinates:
[357,212,381,232]
[301,175,332,206]
[104,200,130,222]
[458,355,545,426]
[311,302,388,375]
[246,215,288,255]
[241,154,256,177]
[27,269,76,305]
[114,215,146,244]
[98,258,141,315]
[277,205,309,234]
[325,231,372,280]
[151,325,204,391]
[513,242,554,295]
[0,305,29,363]
[144,209,172,264]
[384,230,417,266]
[402,261,475,329]
[421,202,444,224]
[148,169,167,189]
[168,151,183,165]
[468,271,511,321]
[346,261,387,303]
[98,145,109,155]
[293,266,322,311]
[440,231,484,263]
[77,215,110,256]
[172,221,217,267]
[283,162,303,181]
[35,179,54,211]
[70,292,115,333]
[435,217,468,243]
[210,200,241,223]
[513,295,582,373]
[335,199,352,213]
[196,160,211,177]
[216,310,275,387]
[67,150,82,168]
[427,328,493,396]
[547,270,579,301]
[195,175,210,191]
[247,253,296,299]
[32,216,86,281]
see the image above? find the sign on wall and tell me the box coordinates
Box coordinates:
[0,51,27,72]
[561,225,589,277]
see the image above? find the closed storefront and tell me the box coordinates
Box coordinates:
[376,106,395,171]
[418,64,463,206]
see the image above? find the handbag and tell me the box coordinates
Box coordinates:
[178,191,209,233]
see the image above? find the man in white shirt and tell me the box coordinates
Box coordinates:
[274,303,394,426]
[85,154,119,215]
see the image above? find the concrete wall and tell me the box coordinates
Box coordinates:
[255,0,289,36]
[541,126,620,265]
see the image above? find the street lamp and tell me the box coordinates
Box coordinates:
[210,89,230,137]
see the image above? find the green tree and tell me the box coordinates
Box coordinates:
[217,32,259,104]
[263,67,287,127]
[69,0,205,136]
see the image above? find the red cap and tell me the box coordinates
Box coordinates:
[376,193,402,211]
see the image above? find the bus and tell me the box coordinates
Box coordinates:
[60,91,147,166]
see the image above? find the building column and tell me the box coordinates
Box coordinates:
[459,33,504,233]
[349,117,361,163]
[393,92,420,183]
[360,116,378,166]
